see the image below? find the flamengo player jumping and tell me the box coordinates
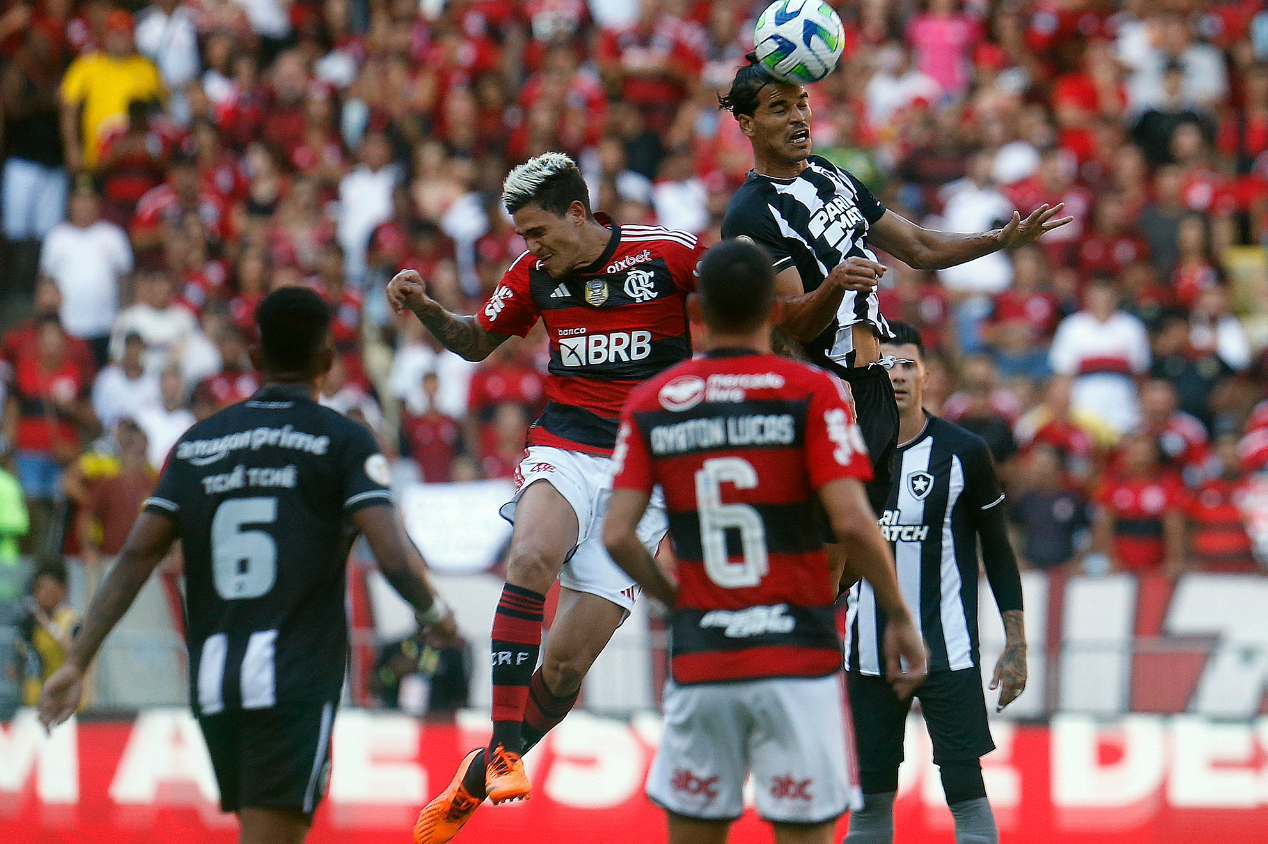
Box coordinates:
[603,239,927,844]
[387,153,703,844]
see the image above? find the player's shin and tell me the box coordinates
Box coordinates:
[521,667,581,752]
[941,761,997,844]
[489,583,546,755]
[843,790,896,844]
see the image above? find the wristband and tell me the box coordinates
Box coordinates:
[416,600,448,627]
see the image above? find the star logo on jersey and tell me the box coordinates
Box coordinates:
[907,471,934,501]
[584,278,609,307]
[623,269,657,302]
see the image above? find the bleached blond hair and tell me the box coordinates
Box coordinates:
[501,152,590,216]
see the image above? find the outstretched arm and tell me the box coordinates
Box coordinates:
[38,511,178,729]
[867,204,1073,271]
[387,269,510,362]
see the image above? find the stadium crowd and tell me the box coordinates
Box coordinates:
[2,0,1268,710]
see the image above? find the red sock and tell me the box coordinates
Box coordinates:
[522,668,580,753]
[489,584,545,754]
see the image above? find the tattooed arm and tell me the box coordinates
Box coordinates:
[387,269,510,362]
[991,610,1028,712]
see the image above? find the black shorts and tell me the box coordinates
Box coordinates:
[198,699,336,816]
[847,668,995,775]
[838,363,899,515]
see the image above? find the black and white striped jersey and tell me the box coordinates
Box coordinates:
[845,415,1007,675]
[721,155,890,373]
[144,383,394,715]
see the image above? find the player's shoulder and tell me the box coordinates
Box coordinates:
[724,175,774,215]
[618,224,698,252]
[499,250,536,285]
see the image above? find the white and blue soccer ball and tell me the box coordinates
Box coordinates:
[753,0,845,85]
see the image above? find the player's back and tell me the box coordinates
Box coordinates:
[619,350,871,684]
[145,383,393,714]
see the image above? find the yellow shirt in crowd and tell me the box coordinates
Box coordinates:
[59,52,164,167]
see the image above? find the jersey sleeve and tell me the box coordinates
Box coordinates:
[475,251,539,338]
[341,422,394,513]
[963,436,1006,512]
[144,452,187,525]
[661,235,705,294]
[844,170,886,224]
[721,193,797,273]
[610,406,655,495]
[806,373,873,488]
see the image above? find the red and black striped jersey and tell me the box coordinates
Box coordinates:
[612,349,872,684]
[475,217,701,455]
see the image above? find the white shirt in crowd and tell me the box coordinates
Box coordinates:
[336,162,401,284]
[135,3,201,94]
[135,404,197,468]
[109,303,202,374]
[1049,309,1151,435]
[388,343,477,419]
[934,180,1015,295]
[92,365,162,432]
[230,0,291,38]
[39,219,133,338]
[653,177,709,236]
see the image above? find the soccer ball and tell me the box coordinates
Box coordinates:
[753,0,845,85]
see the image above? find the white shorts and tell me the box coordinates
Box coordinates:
[646,674,862,824]
[500,446,667,612]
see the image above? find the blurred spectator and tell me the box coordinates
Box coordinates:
[400,371,463,484]
[1187,433,1259,572]
[864,42,943,130]
[1075,190,1149,282]
[936,149,1015,296]
[1131,60,1216,167]
[1139,377,1213,486]
[96,99,174,225]
[133,361,194,468]
[315,242,363,349]
[906,0,979,100]
[1092,431,1188,576]
[133,0,199,123]
[319,352,382,432]
[1049,276,1151,435]
[941,354,1019,466]
[0,442,29,601]
[337,130,402,286]
[76,418,153,569]
[1007,444,1089,571]
[38,182,133,365]
[1,277,96,382]
[1148,309,1233,430]
[108,270,202,373]
[1136,164,1188,277]
[57,9,163,174]
[1,24,69,292]
[16,562,77,706]
[92,332,161,432]
[984,246,1059,379]
[479,402,530,480]
[1170,212,1221,308]
[1188,284,1251,372]
[388,315,477,419]
[4,315,95,552]
[130,150,231,255]
[192,322,259,413]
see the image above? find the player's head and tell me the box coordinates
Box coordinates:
[253,286,334,381]
[502,152,597,278]
[691,239,778,339]
[881,321,926,415]
[720,56,812,167]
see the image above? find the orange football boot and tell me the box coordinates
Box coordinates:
[413,749,485,844]
[484,743,530,804]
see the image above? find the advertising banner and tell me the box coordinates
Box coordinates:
[5,708,1268,843]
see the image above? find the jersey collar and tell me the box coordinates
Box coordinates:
[897,412,932,450]
[575,213,622,276]
[703,347,762,359]
[253,382,314,402]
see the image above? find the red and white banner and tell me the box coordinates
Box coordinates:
[5,708,1268,843]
